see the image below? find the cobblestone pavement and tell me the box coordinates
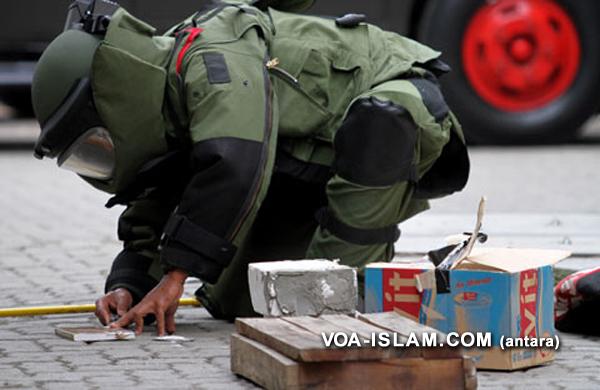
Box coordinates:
[2,150,600,389]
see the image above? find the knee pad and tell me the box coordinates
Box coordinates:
[333,97,418,186]
[408,77,449,123]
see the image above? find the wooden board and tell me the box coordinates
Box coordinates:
[235,312,461,363]
[231,334,477,390]
[356,312,461,359]
[236,316,387,362]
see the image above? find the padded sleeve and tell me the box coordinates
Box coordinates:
[160,50,277,283]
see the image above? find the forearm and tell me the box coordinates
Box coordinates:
[159,137,275,283]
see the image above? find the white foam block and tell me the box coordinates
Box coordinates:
[248,259,358,317]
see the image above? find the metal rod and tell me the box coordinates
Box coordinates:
[0,297,201,318]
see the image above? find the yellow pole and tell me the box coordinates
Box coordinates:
[0,297,201,318]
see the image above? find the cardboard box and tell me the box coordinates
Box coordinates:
[365,248,570,370]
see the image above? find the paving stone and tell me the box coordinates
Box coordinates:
[41,382,99,390]
[0,340,45,353]
[0,368,30,381]
[83,378,138,387]
[30,372,86,382]
[0,381,38,389]
[19,361,69,374]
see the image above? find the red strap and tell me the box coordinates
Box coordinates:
[176,27,204,75]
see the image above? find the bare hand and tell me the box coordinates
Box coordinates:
[95,288,133,325]
[109,269,187,336]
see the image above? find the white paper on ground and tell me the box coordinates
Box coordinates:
[153,335,194,342]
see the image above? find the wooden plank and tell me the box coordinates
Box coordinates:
[231,334,473,390]
[304,314,403,340]
[281,315,400,361]
[238,314,461,362]
[309,358,469,389]
[291,314,421,359]
[357,312,463,359]
[230,334,298,390]
[238,316,389,362]
[235,318,326,361]
[463,356,478,390]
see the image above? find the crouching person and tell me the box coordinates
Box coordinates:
[31,0,469,334]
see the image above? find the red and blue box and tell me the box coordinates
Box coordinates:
[365,248,569,370]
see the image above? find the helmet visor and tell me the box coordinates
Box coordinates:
[58,126,115,180]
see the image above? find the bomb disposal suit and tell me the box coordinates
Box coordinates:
[32,0,469,322]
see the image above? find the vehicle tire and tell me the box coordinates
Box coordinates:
[418,0,600,144]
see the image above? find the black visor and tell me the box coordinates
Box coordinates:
[57,126,115,180]
[34,77,105,160]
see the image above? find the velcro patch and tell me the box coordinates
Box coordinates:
[202,52,231,84]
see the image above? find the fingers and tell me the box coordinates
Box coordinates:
[110,310,145,335]
[110,311,133,330]
[166,310,176,335]
[116,299,129,317]
[134,315,144,335]
[95,298,111,326]
[105,281,183,336]
[165,300,179,335]
[156,310,166,336]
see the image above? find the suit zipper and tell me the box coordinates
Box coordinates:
[266,57,332,116]
[227,57,274,240]
[266,58,299,84]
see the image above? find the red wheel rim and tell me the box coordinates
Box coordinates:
[462,0,581,112]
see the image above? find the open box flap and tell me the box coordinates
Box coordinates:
[367,262,435,270]
[455,247,571,273]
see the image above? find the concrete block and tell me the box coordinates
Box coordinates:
[248,259,357,317]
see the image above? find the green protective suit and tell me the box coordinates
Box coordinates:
[99,2,469,319]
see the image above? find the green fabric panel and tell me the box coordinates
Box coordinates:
[327,177,417,229]
[104,8,175,68]
[184,48,269,144]
[367,24,441,87]
[269,10,370,140]
[306,227,394,269]
[89,44,169,194]
[170,6,272,49]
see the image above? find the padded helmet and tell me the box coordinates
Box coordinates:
[32,0,118,180]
